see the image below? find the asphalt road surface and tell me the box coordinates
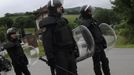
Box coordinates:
[1,48,134,75]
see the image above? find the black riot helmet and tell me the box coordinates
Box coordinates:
[80,5,92,19]
[6,27,17,40]
[48,0,63,8]
[7,27,17,35]
[47,0,64,17]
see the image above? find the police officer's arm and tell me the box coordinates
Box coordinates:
[95,21,107,49]
[42,27,55,60]
[102,36,107,49]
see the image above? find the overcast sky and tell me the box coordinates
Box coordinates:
[0,0,113,17]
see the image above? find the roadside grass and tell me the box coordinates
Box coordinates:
[115,35,134,48]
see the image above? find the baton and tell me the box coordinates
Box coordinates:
[39,57,76,75]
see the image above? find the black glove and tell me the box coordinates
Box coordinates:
[74,46,79,58]
[47,58,56,67]
[102,36,107,49]
[103,44,107,49]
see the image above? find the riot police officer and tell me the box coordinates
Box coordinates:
[2,27,31,75]
[39,0,78,75]
[78,5,111,75]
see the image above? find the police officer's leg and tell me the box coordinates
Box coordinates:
[21,65,31,75]
[100,50,110,75]
[55,52,68,75]
[13,64,22,75]
[92,52,102,75]
[68,53,78,75]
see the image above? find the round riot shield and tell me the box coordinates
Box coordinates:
[99,23,117,50]
[73,25,95,62]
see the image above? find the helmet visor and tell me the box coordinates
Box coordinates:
[50,0,64,7]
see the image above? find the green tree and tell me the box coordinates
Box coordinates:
[14,17,25,28]
[24,15,36,28]
[14,16,36,28]
[0,17,13,29]
[112,0,134,43]
[0,28,6,42]
[0,17,13,42]
[93,8,120,25]
[14,17,26,38]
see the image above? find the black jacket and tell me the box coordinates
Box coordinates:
[39,16,76,60]
[3,39,28,65]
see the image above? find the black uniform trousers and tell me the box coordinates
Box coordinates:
[12,64,30,75]
[55,51,77,75]
[92,50,110,75]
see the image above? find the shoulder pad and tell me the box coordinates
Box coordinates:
[39,17,57,28]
